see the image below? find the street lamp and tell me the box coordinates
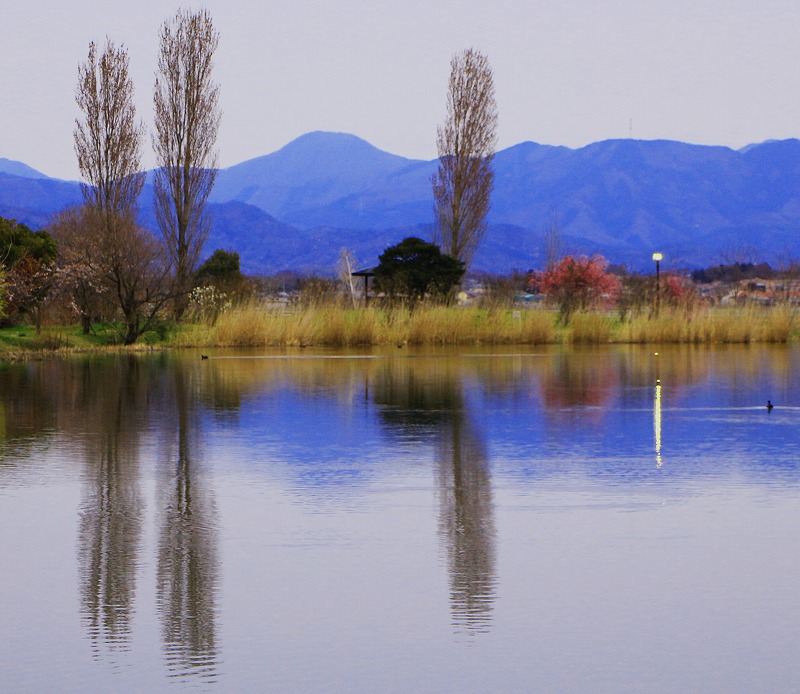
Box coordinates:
[652,252,663,314]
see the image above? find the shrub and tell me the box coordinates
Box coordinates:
[528,255,620,324]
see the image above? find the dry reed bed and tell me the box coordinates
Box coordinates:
[620,305,796,343]
[172,302,799,348]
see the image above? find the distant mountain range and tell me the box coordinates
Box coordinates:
[3,131,800,274]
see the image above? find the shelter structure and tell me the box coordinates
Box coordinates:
[351,267,375,306]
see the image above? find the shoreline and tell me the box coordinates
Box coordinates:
[2,304,798,361]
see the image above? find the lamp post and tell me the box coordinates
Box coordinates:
[652,252,663,315]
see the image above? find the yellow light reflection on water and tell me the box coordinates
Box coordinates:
[654,378,662,468]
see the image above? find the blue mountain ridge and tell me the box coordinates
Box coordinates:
[3,131,800,274]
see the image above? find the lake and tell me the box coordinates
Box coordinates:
[0,345,798,692]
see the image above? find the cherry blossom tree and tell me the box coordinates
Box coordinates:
[528,254,621,324]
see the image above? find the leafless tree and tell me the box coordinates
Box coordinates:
[719,244,760,267]
[543,211,563,271]
[432,48,497,268]
[74,39,145,221]
[51,206,173,345]
[49,207,112,333]
[0,268,6,320]
[73,39,171,343]
[153,8,221,318]
[336,247,359,308]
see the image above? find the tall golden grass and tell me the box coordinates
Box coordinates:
[170,300,798,348]
[172,300,557,347]
[567,313,615,343]
[620,305,797,343]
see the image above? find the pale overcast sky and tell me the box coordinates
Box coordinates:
[1,0,798,180]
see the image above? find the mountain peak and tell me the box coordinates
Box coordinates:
[226,131,418,175]
[0,158,49,180]
[279,130,382,153]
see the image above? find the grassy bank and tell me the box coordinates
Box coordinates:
[2,303,798,358]
[0,323,168,360]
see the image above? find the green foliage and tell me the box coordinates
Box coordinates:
[0,217,57,269]
[194,248,252,305]
[374,237,465,303]
[0,217,57,328]
[195,249,242,283]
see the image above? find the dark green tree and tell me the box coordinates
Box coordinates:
[0,217,57,268]
[374,237,464,304]
[195,249,242,285]
[0,217,57,327]
[193,249,251,306]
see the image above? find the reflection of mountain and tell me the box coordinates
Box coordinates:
[156,362,220,682]
[77,357,144,654]
[373,359,497,632]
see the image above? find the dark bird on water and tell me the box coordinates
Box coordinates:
[201,355,209,360]
[767,400,774,412]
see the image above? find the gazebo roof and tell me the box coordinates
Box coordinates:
[351,266,376,277]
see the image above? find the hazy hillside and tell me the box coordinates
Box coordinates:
[3,132,800,274]
[0,158,49,179]
[210,131,434,227]
[0,173,82,229]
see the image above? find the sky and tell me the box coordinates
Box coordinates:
[2,0,799,180]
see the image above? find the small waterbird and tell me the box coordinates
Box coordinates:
[767,400,774,412]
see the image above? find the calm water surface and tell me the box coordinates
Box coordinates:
[0,345,798,692]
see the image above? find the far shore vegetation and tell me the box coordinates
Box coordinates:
[2,301,798,360]
[4,212,800,360]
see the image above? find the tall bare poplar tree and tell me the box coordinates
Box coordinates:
[75,39,145,221]
[432,48,497,268]
[74,40,171,345]
[153,8,221,316]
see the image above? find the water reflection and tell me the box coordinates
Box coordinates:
[541,350,618,409]
[654,379,663,468]
[77,357,144,655]
[373,360,497,633]
[437,412,495,634]
[2,345,800,691]
[156,361,219,682]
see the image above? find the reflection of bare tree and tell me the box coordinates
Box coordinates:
[373,359,497,633]
[77,357,143,654]
[541,350,617,410]
[437,411,496,634]
[156,361,219,682]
